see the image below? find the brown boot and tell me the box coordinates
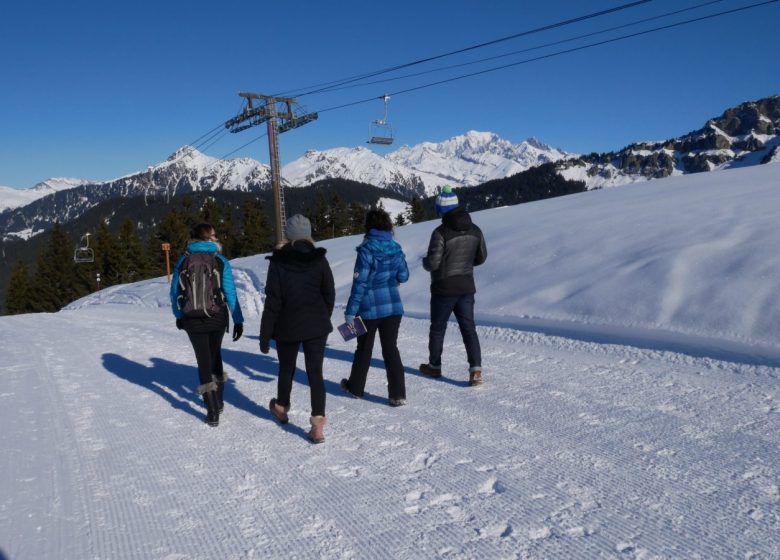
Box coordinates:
[309,416,326,444]
[269,398,290,424]
[419,363,442,378]
[469,368,483,386]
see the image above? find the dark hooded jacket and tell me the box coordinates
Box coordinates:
[422,206,487,296]
[259,240,335,344]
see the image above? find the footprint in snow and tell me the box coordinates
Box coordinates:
[408,452,439,473]
[478,476,506,495]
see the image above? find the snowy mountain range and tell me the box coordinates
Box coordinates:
[282,132,569,197]
[558,95,780,188]
[0,148,274,240]
[0,178,89,213]
[0,132,569,240]
[2,95,778,240]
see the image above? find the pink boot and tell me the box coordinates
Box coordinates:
[269,398,290,424]
[309,416,326,444]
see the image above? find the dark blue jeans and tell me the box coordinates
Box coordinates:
[428,293,481,370]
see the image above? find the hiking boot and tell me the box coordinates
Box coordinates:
[269,398,290,424]
[309,416,326,444]
[340,378,360,399]
[203,390,220,427]
[419,363,442,378]
[216,381,225,413]
[469,368,483,386]
[389,398,406,407]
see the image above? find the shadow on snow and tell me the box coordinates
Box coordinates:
[100,340,467,432]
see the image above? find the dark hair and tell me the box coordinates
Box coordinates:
[364,209,392,233]
[190,223,215,241]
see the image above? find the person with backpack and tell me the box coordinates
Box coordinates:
[419,186,487,386]
[340,209,410,406]
[170,223,244,427]
[259,214,335,444]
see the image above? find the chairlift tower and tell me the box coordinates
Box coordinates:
[225,93,318,245]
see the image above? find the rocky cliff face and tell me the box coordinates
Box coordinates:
[558,95,780,189]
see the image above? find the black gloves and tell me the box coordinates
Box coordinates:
[259,339,270,354]
[232,323,243,341]
[176,318,184,330]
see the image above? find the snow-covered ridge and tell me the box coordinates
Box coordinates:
[0,147,274,240]
[558,94,780,189]
[0,177,89,213]
[282,130,571,197]
[68,162,780,350]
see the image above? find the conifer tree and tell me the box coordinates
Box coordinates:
[157,208,190,255]
[311,192,330,240]
[200,197,222,227]
[5,260,34,314]
[217,202,237,258]
[153,208,190,279]
[33,223,80,311]
[116,219,148,284]
[330,193,351,238]
[408,197,426,223]
[238,198,273,256]
[348,201,367,235]
[394,212,406,227]
[94,221,121,287]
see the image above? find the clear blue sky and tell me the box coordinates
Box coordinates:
[1,0,778,188]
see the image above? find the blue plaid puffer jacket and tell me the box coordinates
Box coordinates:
[345,229,409,320]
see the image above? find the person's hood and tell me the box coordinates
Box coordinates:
[267,240,327,266]
[186,240,220,254]
[442,206,472,232]
[358,229,404,261]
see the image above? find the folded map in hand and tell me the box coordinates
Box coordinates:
[337,316,367,341]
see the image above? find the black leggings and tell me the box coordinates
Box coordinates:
[186,328,226,388]
[275,336,328,416]
[347,315,405,400]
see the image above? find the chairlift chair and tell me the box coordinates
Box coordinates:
[74,234,95,264]
[367,95,394,145]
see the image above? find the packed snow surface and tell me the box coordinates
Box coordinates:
[1,163,779,558]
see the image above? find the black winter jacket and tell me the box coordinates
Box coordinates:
[259,241,335,344]
[422,206,487,296]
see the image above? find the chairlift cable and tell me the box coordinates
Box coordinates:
[328,0,780,103]
[196,0,776,160]
[276,0,655,98]
[306,0,730,96]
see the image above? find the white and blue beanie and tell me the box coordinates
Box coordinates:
[435,185,459,214]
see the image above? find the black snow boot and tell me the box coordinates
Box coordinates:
[203,390,220,427]
[216,382,225,413]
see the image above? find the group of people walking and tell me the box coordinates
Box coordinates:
[170,185,487,444]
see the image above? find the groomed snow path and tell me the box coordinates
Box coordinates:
[1,305,778,559]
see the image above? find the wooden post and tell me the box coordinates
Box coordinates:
[161,243,172,283]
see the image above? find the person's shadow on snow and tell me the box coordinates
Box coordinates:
[322,345,470,392]
[220,348,314,440]
[101,353,203,422]
[102,352,294,430]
